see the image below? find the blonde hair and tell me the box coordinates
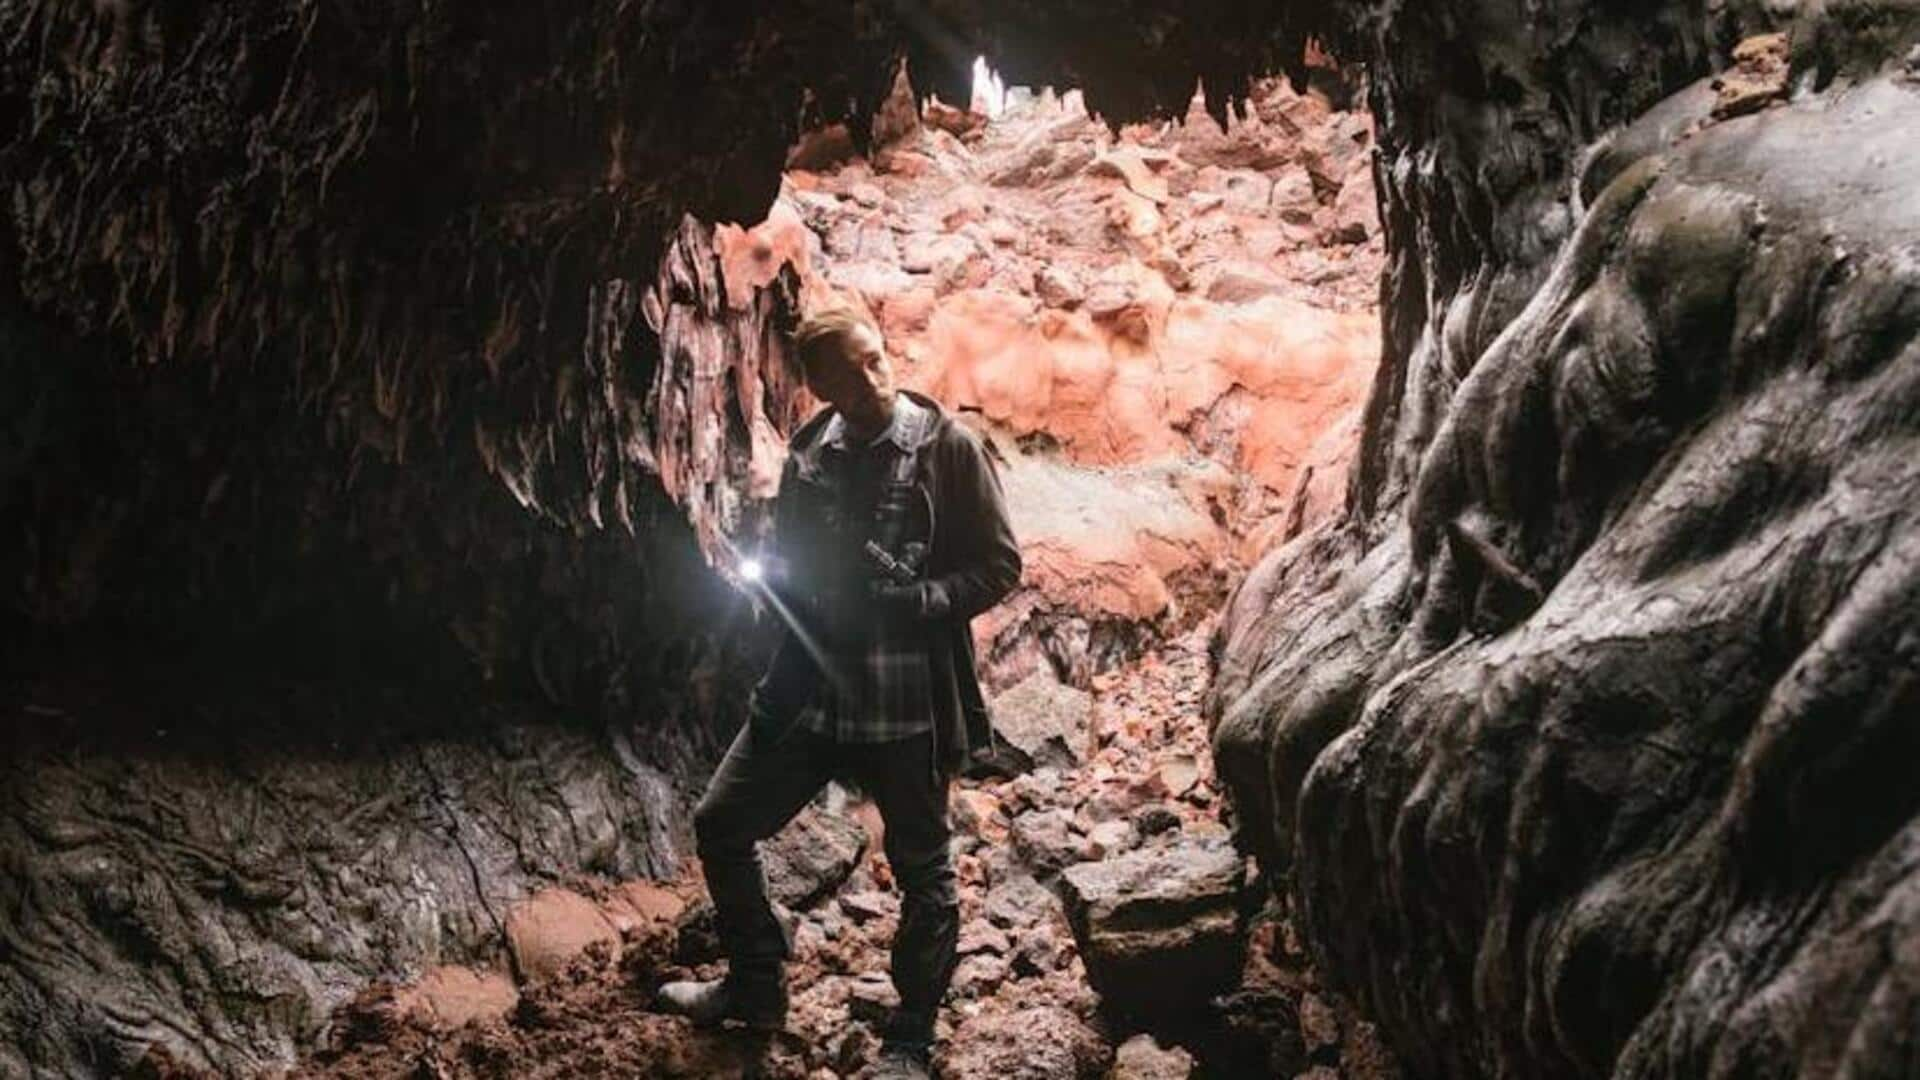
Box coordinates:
[792,307,879,371]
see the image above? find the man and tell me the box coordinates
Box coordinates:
[658,307,1021,1078]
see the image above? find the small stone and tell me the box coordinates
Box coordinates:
[1087,819,1135,858]
[839,890,896,924]
[954,788,1007,840]
[957,923,1012,957]
[1710,32,1790,119]
[1155,753,1201,798]
[1058,836,1250,1018]
[1010,807,1086,878]
[1269,165,1320,224]
[899,232,977,275]
[1132,803,1184,838]
[1035,264,1086,309]
[952,954,1009,998]
[1112,1034,1195,1079]
[982,872,1053,930]
[990,671,1094,768]
[1011,928,1070,977]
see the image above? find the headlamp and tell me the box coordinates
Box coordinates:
[738,558,764,583]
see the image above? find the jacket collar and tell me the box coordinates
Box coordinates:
[820,392,937,452]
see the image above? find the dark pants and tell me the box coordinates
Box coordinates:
[693,722,958,1045]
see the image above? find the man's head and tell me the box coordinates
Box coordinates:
[794,308,896,434]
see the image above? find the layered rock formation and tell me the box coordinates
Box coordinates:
[1210,4,1920,1077]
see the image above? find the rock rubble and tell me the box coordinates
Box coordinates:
[293,627,1399,1079]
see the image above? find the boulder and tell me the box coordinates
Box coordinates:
[1057,836,1250,1017]
[989,669,1093,768]
[503,888,620,982]
[937,1005,1114,1080]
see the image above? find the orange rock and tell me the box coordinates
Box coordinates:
[1086,146,1171,204]
[954,788,1008,842]
[394,965,519,1030]
[504,888,620,982]
[602,880,686,935]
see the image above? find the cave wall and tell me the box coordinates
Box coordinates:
[1210,2,1920,1077]
[12,0,1917,1075]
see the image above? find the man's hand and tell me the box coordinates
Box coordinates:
[870,579,952,622]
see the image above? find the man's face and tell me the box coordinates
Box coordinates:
[804,323,896,431]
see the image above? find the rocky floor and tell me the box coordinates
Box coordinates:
[256,626,1397,1080]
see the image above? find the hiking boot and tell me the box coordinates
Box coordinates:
[654,974,787,1030]
[872,1041,933,1079]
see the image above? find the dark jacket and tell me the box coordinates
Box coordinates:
[751,389,1021,771]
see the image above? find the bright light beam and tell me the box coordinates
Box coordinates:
[971,55,1006,118]
[714,536,850,700]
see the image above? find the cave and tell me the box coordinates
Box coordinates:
[4,3,1919,1078]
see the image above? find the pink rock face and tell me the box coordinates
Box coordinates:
[724,77,1381,661]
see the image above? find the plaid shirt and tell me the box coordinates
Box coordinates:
[784,395,937,743]
[750,390,1021,764]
